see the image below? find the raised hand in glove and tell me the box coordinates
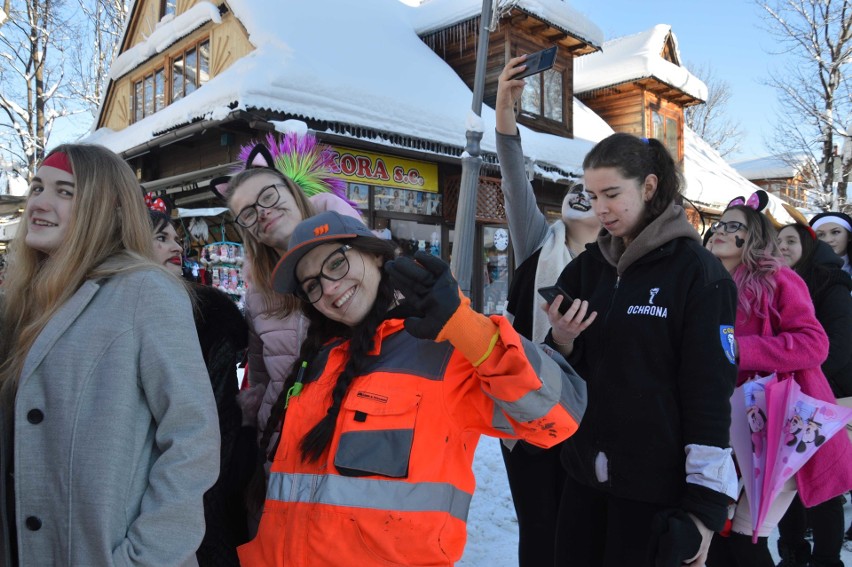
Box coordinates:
[384,251,459,340]
[385,251,499,365]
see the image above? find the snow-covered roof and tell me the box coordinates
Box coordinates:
[730,154,810,180]
[683,126,758,211]
[87,0,600,176]
[410,0,603,49]
[683,127,797,223]
[574,24,707,101]
[86,0,765,216]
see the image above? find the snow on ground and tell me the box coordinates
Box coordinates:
[462,436,852,566]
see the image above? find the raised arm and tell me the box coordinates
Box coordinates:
[495,55,550,264]
[386,252,586,446]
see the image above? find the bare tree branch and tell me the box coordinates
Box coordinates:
[757,0,852,212]
[684,61,744,158]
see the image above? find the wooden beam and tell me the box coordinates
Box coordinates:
[526,22,550,34]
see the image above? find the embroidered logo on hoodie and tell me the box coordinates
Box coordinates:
[626,287,668,318]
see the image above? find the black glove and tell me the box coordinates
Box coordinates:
[384,251,460,341]
[647,509,702,567]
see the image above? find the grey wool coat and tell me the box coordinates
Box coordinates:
[0,268,220,566]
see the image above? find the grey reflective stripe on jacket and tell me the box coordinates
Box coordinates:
[266,472,473,521]
[491,338,586,435]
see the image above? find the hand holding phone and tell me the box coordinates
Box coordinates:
[513,46,557,80]
[538,285,574,315]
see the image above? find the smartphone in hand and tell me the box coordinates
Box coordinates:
[513,46,558,80]
[538,285,574,315]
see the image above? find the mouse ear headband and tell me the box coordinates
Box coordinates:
[209,132,348,205]
[727,189,769,213]
[144,192,171,215]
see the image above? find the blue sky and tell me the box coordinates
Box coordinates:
[571,0,780,161]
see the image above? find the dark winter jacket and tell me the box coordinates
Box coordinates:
[505,248,542,341]
[549,205,738,531]
[796,240,852,397]
[192,285,254,567]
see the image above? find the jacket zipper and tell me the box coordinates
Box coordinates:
[585,272,622,472]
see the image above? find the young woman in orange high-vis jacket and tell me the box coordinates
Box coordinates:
[237,211,587,566]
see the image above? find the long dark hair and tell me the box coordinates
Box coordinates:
[258,236,398,463]
[782,223,832,299]
[582,133,682,237]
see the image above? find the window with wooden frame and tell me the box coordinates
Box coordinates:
[161,0,176,18]
[649,107,680,160]
[133,67,166,122]
[171,39,210,102]
[520,68,564,123]
[130,38,211,123]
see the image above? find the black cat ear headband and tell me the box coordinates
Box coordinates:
[208,143,276,202]
[208,132,348,205]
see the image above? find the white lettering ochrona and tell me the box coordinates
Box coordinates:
[626,305,668,318]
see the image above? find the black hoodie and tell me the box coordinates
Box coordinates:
[548,205,738,531]
[797,240,852,397]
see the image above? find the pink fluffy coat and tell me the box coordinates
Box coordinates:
[736,266,852,507]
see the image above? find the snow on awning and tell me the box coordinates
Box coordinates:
[409,0,603,49]
[109,2,222,80]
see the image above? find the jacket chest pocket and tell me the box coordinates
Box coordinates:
[334,388,422,478]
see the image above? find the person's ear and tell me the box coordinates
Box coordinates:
[643,174,658,202]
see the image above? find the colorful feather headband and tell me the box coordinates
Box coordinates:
[209,132,348,204]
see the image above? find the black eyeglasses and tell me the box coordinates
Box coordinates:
[235,184,283,229]
[711,220,747,234]
[297,245,352,304]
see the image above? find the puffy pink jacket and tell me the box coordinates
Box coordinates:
[246,193,362,452]
[736,265,852,507]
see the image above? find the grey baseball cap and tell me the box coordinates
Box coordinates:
[271,211,375,294]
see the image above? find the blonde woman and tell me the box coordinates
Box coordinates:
[0,144,219,566]
[214,138,360,461]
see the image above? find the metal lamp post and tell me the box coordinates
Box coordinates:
[450,0,493,298]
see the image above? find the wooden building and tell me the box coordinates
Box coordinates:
[731,155,817,210]
[573,24,707,164]
[88,0,604,313]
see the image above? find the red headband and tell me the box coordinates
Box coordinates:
[41,152,73,175]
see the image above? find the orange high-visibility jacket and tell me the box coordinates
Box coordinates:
[238,317,586,566]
